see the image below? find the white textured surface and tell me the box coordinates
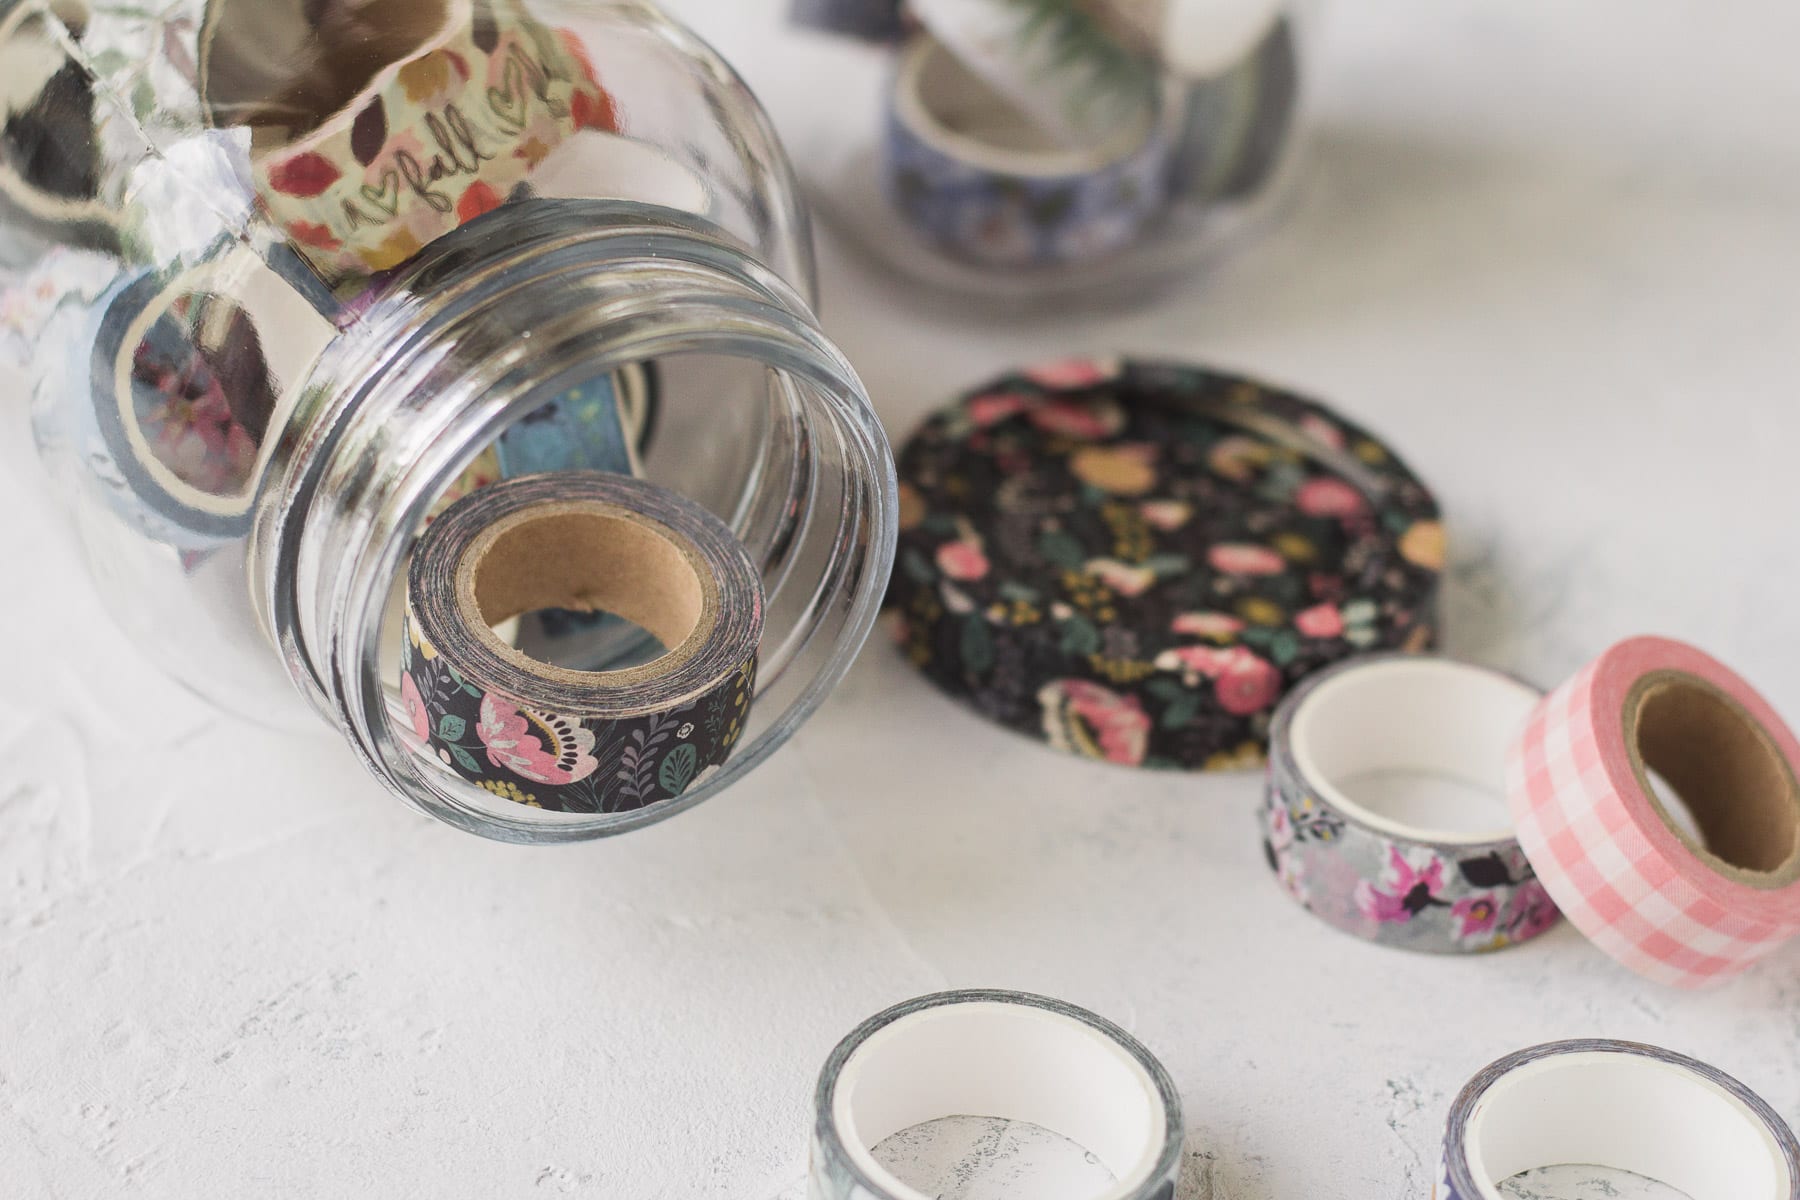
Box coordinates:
[5,0,1800,1196]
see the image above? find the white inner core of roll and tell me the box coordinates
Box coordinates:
[1288,659,1539,844]
[1463,1051,1791,1200]
[899,37,1156,178]
[831,1002,1166,1200]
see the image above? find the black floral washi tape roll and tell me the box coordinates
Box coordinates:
[1439,1040,1799,1199]
[810,990,1185,1200]
[402,471,762,815]
[1262,654,1561,955]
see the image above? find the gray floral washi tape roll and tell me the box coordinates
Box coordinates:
[1439,1040,1800,1200]
[402,471,762,815]
[811,990,1184,1200]
[883,35,1171,270]
[1262,655,1561,953]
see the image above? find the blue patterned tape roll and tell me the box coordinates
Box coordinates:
[883,36,1173,270]
[1439,1040,1799,1200]
[810,990,1184,1200]
[1262,655,1563,955]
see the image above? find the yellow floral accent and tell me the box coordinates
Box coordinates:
[1400,520,1446,571]
[1354,439,1389,465]
[1402,624,1434,654]
[898,482,926,531]
[479,779,541,807]
[365,227,425,272]
[1059,569,1115,616]
[407,613,439,660]
[1236,597,1285,626]
[1100,501,1153,563]
[398,51,455,103]
[989,599,1041,626]
[1087,655,1155,684]
[514,136,555,169]
[1205,741,1266,771]
[1273,532,1316,563]
[1070,446,1157,496]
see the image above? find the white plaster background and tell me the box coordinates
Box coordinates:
[4,0,1800,1196]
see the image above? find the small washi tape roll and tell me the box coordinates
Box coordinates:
[1439,1040,1799,1200]
[1263,656,1561,954]
[1507,636,1800,987]
[789,0,908,41]
[811,990,1184,1200]
[884,36,1171,270]
[401,472,763,815]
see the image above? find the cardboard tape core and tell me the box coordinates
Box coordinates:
[467,506,710,665]
[1461,1048,1792,1200]
[1628,671,1800,885]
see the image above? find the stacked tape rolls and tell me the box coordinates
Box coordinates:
[890,357,1442,770]
[811,990,1184,1200]
[884,36,1170,269]
[1507,636,1800,987]
[1440,1040,1799,1200]
[1264,656,1560,954]
[401,472,762,815]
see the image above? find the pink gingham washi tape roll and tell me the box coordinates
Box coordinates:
[1507,636,1800,988]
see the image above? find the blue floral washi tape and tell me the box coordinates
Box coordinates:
[810,990,1184,1200]
[402,472,762,815]
[790,0,907,40]
[1439,1040,1799,1200]
[1263,655,1562,954]
[883,35,1173,270]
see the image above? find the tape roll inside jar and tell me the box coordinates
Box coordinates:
[1439,1040,1799,1200]
[811,990,1184,1200]
[402,471,763,814]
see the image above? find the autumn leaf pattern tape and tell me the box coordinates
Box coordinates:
[889,357,1443,771]
[402,472,762,815]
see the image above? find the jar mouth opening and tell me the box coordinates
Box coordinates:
[251,201,896,842]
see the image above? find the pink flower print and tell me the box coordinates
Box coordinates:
[1451,893,1502,942]
[1298,413,1346,449]
[1511,881,1561,941]
[401,672,431,742]
[1085,557,1157,597]
[1295,478,1367,519]
[1207,435,1270,482]
[967,391,1030,428]
[1138,500,1192,531]
[1028,398,1124,440]
[1354,847,1447,924]
[1294,603,1344,639]
[1155,644,1234,680]
[1208,543,1285,576]
[1267,803,1295,852]
[1171,611,1245,641]
[477,694,599,785]
[1215,651,1281,716]
[936,540,990,582]
[1023,358,1117,389]
[1038,679,1151,765]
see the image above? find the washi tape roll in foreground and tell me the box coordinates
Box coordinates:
[885,37,1171,270]
[890,357,1443,770]
[402,472,762,814]
[1507,636,1800,987]
[1264,656,1560,954]
[811,990,1183,1200]
[1440,1040,1799,1200]
[790,0,908,41]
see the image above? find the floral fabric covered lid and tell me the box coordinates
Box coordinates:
[889,357,1445,771]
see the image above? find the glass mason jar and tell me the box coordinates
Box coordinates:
[764,0,1314,307]
[0,0,898,842]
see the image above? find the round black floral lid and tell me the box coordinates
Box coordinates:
[888,357,1445,771]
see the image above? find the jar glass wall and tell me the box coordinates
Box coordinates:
[0,0,897,841]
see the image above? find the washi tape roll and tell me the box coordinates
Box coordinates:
[790,0,908,41]
[811,990,1184,1200]
[1168,15,1300,204]
[890,357,1443,770]
[1439,1040,1799,1200]
[1086,0,1288,79]
[401,472,762,814]
[1263,656,1560,953]
[884,36,1171,270]
[201,0,620,283]
[1507,636,1800,988]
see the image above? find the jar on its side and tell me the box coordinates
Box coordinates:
[0,0,897,842]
